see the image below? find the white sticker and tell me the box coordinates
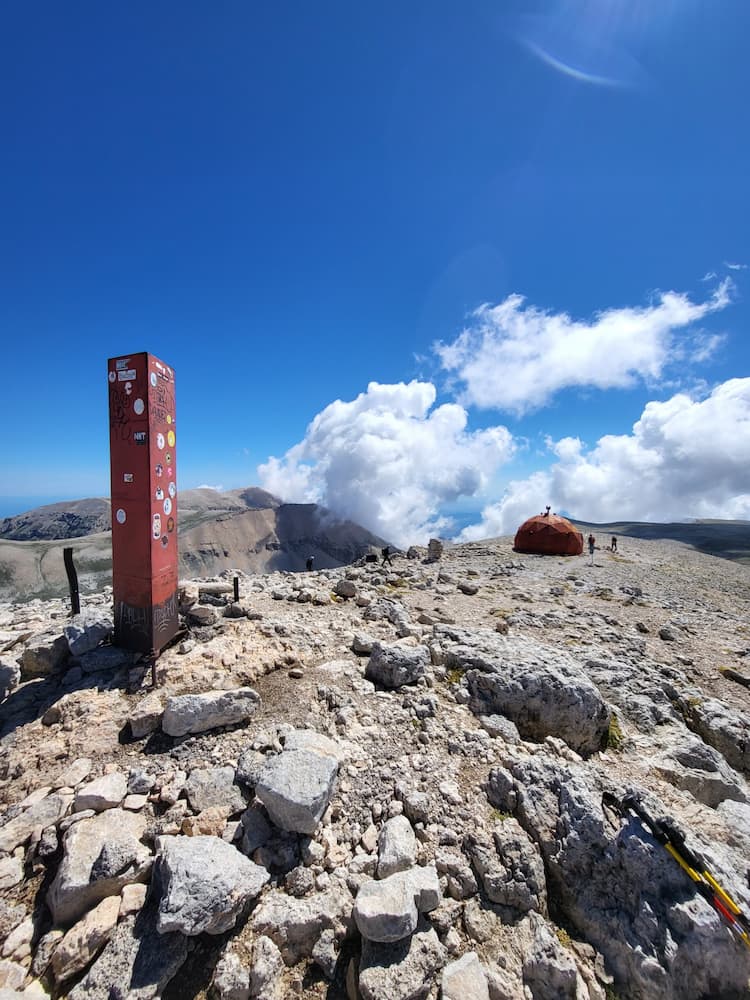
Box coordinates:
[153,514,161,538]
[123,474,133,483]
[163,498,172,515]
[155,487,164,500]
[168,482,176,498]
[118,369,136,381]
[116,358,130,370]
[156,433,165,450]
[116,508,126,524]
[133,398,145,415]
[108,371,116,383]
[150,372,158,387]
[125,383,132,395]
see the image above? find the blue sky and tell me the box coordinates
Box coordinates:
[1,1,749,541]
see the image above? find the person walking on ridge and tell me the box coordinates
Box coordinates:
[381,545,393,566]
[588,534,596,565]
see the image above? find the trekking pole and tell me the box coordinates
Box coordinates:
[603,791,750,949]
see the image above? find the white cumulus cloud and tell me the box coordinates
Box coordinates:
[459,378,750,540]
[258,380,515,547]
[435,281,732,415]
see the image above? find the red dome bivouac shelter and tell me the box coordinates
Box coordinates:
[513,510,583,556]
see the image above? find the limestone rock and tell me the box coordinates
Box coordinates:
[0,857,23,891]
[154,834,269,935]
[47,809,151,926]
[67,901,188,1000]
[78,646,132,674]
[501,755,750,1000]
[378,815,417,878]
[19,630,69,679]
[467,818,547,914]
[680,696,750,775]
[251,885,353,965]
[74,772,127,812]
[0,657,20,698]
[256,748,338,835]
[0,790,73,854]
[365,643,430,689]
[51,895,120,984]
[184,765,248,814]
[162,687,261,737]
[653,730,747,807]
[436,625,610,755]
[353,866,441,943]
[129,691,165,739]
[64,613,113,657]
[521,912,580,1000]
[441,952,490,1000]
[426,538,444,562]
[358,919,446,1000]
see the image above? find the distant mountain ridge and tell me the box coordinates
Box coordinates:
[0,488,387,602]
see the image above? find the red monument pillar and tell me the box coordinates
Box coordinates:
[108,353,179,653]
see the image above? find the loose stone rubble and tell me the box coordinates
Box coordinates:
[1,535,749,998]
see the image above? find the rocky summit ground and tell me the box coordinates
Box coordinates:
[1,535,750,1000]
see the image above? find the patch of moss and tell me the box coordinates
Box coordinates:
[555,927,572,949]
[606,714,624,751]
[490,808,511,822]
[445,666,464,685]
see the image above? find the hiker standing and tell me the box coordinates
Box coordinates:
[587,534,596,565]
[611,536,617,552]
[381,545,393,566]
[306,555,314,572]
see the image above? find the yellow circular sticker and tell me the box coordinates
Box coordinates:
[167,430,175,447]
[166,414,172,424]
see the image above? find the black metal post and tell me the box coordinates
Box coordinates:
[233,576,240,602]
[63,547,80,616]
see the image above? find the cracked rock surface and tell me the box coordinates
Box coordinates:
[0,535,749,998]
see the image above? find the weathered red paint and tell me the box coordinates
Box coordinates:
[513,513,583,556]
[108,352,179,653]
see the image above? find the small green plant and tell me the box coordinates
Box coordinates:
[606,714,624,751]
[410,718,421,729]
[445,666,464,685]
[555,928,572,949]
[604,986,623,1000]
[490,808,511,822]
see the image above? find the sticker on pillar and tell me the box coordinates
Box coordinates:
[165,452,172,464]
[155,487,164,501]
[168,482,176,498]
[155,463,163,477]
[118,369,136,381]
[167,516,175,532]
[167,466,173,478]
[163,498,172,516]
[125,383,132,396]
[161,535,169,548]
[156,433,165,450]
[150,372,158,387]
[166,414,172,424]
[123,473,134,483]
[133,398,144,415]
[108,371,116,383]
[153,513,162,538]
[167,430,175,447]
[134,431,147,445]
[116,508,127,524]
